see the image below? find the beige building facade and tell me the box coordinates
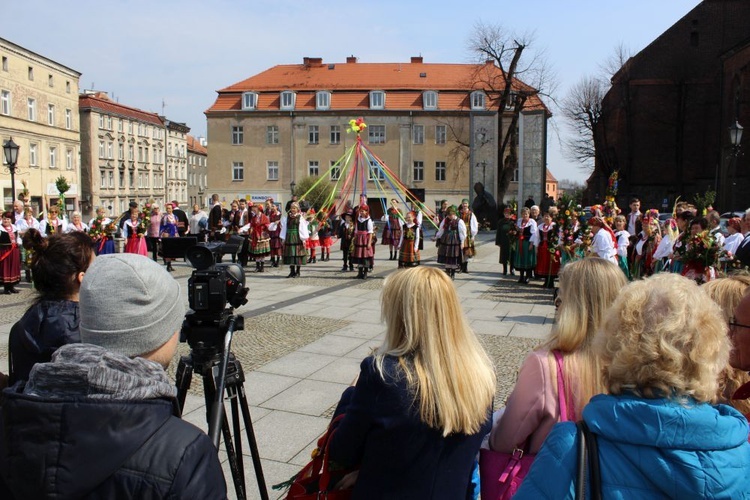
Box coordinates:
[186,134,208,208]
[164,119,189,207]
[79,91,166,218]
[0,37,82,214]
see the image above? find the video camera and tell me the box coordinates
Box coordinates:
[181,244,249,349]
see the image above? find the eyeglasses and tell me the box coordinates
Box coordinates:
[729,321,750,332]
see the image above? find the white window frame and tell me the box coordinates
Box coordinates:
[0,90,10,116]
[99,141,105,158]
[100,170,106,188]
[1,57,7,71]
[49,147,57,169]
[368,125,386,144]
[107,142,114,160]
[266,125,279,144]
[118,144,124,160]
[232,161,244,181]
[471,91,486,110]
[99,115,104,128]
[308,125,319,144]
[232,125,243,145]
[423,91,438,110]
[435,161,446,181]
[280,91,296,110]
[435,125,447,145]
[242,92,258,110]
[316,91,331,110]
[27,98,36,121]
[330,125,340,144]
[128,145,134,161]
[308,160,319,177]
[48,74,54,87]
[65,81,71,94]
[369,90,385,109]
[368,160,386,181]
[29,144,38,166]
[413,161,424,182]
[330,160,340,181]
[47,104,55,126]
[413,125,424,145]
[66,149,73,170]
[267,160,279,180]
[65,109,72,130]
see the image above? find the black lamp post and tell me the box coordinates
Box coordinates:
[729,120,744,211]
[3,137,19,207]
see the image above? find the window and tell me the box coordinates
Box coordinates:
[109,171,115,188]
[128,145,134,161]
[280,91,295,110]
[27,98,36,121]
[49,147,57,169]
[308,125,319,144]
[242,92,258,110]
[471,91,486,110]
[29,144,37,166]
[412,125,424,145]
[107,116,112,129]
[66,149,73,170]
[512,168,519,182]
[27,66,33,81]
[107,142,114,159]
[316,91,331,110]
[330,125,340,144]
[232,162,244,181]
[65,109,72,129]
[100,170,106,188]
[119,144,124,160]
[368,125,385,144]
[138,147,144,162]
[47,104,55,126]
[144,147,149,163]
[368,160,385,180]
[435,125,447,145]
[267,161,279,180]
[1,57,7,71]
[130,170,135,188]
[65,81,71,94]
[48,74,54,87]
[266,125,279,144]
[435,161,446,181]
[119,170,125,187]
[308,160,319,177]
[423,91,438,110]
[99,141,105,158]
[99,115,104,128]
[330,160,340,181]
[128,121,133,134]
[413,161,424,182]
[232,125,243,145]
[1,90,10,115]
[370,91,385,109]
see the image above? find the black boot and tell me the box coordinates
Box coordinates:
[517,270,525,283]
[255,261,261,272]
[9,285,18,294]
[462,262,469,274]
[357,267,364,279]
[503,263,508,276]
[259,261,265,273]
[449,269,456,280]
[3,285,11,295]
[287,267,296,278]
[25,269,31,282]
[166,261,174,272]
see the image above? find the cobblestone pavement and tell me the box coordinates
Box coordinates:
[0,232,555,500]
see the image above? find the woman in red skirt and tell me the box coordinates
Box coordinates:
[317,210,333,262]
[535,213,560,288]
[123,211,148,256]
[352,205,374,279]
[268,203,282,267]
[1,211,21,294]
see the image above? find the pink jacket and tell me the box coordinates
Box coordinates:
[489,350,571,455]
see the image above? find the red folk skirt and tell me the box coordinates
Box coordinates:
[535,241,560,277]
[0,244,21,284]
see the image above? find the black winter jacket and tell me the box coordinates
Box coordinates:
[9,299,80,384]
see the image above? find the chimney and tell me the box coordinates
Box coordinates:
[411,56,423,64]
[303,57,324,67]
[346,55,357,64]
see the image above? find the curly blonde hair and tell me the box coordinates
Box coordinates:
[703,274,750,413]
[598,273,730,403]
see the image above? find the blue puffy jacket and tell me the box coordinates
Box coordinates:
[515,393,750,499]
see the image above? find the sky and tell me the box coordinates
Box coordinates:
[4,0,702,184]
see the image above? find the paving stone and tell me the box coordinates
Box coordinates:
[298,335,367,357]
[307,357,362,385]
[258,351,339,378]
[508,323,552,340]
[471,320,515,336]
[243,371,301,406]
[250,410,330,462]
[261,379,348,416]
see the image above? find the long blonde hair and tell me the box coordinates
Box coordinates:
[703,274,750,413]
[376,267,496,436]
[543,257,627,417]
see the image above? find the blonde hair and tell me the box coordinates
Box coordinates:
[599,274,730,403]
[703,275,750,413]
[543,257,627,417]
[376,267,496,436]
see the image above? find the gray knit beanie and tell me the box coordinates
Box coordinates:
[79,254,186,357]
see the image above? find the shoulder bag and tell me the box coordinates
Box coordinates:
[479,349,571,499]
[575,420,602,500]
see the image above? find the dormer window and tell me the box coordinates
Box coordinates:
[280,91,296,110]
[423,91,438,110]
[470,91,486,110]
[370,91,385,110]
[242,92,258,110]
[316,91,331,110]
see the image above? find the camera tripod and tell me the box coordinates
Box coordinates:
[175,314,269,500]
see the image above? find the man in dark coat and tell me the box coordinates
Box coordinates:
[171,200,189,237]
[0,254,226,499]
[524,196,535,209]
[208,193,224,241]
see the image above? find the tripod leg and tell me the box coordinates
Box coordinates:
[229,390,247,496]
[174,356,194,414]
[232,369,269,500]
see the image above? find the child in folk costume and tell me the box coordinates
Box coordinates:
[669,211,692,274]
[123,211,148,256]
[280,202,309,278]
[535,213,560,288]
[352,205,375,279]
[459,199,478,273]
[633,214,662,279]
[397,211,420,268]
[588,216,618,264]
[613,215,631,279]
[305,209,320,264]
[267,203,282,268]
[317,210,333,262]
[338,212,355,272]
[160,203,179,272]
[382,199,402,261]
[88,208,116,256]
[435,206,466,280]
[248,204,271,272]
[513,207,539,284]
[0,211,21,294]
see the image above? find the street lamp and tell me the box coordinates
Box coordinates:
[730,120,744,150]
[729,120,743,210]
[290,180,296,197]
[3,137,19,206]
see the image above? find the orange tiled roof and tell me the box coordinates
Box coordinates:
[186,134,207,155]
[79,93,164,127]
[546,170,558,182]
[206,59,549,115]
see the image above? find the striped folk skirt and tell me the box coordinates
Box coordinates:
[282,227,307,266]
[513,239,537,270]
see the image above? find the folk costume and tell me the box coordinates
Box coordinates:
[15,213,40,283]
[39,217,67,238]
[88,216,116,256]
[633,229,661,279]
[435,208,466,280]
[338,215,355,272]
[305,212,320,264]
[123,219,148,256]
[614,229,631,279]
[589,217,618,264]
[0,217,21,294]
[65,220,88,233]
[317,212,333,262]
[513,217,539,284]
[535,221,560,288]
[382,205,402,261]
[670,231,689,274]
[268,208,282,267]
[160,211,179,272]
[249,209,271,272]
[495,210,516,276]
[397,217,420,268]
[351,207,374,279]
[280,205,309,278]
[459,202,478,273]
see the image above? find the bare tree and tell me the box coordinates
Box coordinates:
[467,22,557,202]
